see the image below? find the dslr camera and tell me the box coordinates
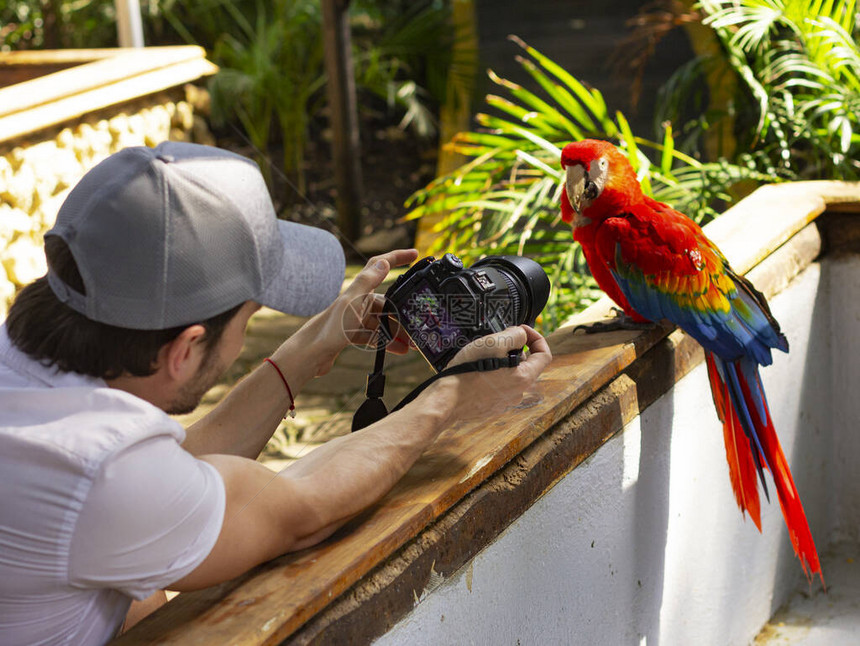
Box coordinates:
[384,253,550,372]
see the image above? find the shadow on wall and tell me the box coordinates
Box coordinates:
[821,256,860,545]
[627,384,673,645]
[772,258,832,606]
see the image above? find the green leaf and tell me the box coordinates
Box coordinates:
[660,124,676,177]
[509,35,615,133]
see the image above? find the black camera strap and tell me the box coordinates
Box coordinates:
[351,313,523,432]
[351,314,392,433]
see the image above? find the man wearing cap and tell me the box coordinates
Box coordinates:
[0,142,552,645]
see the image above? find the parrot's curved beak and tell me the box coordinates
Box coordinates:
[565,164,586,217]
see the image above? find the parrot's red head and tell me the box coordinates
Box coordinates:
[559,139,642,226]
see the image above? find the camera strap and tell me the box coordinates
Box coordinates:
[351,313,523,432]
[351,313,393,433]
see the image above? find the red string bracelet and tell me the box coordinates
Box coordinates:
[264,358,296,418]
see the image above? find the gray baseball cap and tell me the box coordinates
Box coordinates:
[45,141,345,329]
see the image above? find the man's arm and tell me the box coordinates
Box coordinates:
[169,325,551,591]
[179,317,334,458]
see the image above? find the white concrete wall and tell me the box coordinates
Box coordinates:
[375,257,854,646]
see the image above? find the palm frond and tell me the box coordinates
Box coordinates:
[693,0,860,179]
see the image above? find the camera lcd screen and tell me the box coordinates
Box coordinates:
[396,284,467,363]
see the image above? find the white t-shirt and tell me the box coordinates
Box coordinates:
[0,326,225,645]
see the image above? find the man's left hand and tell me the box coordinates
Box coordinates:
[310,248,418,375]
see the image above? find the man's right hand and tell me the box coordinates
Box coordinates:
[423,324,552,424]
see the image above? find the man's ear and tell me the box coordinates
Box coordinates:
[160,324,208,381]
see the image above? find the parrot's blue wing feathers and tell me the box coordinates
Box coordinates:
[610,242,787,364]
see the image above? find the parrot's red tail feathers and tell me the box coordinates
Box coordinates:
[707,353,823,586]
[735,364,823,586]
[706,354,762,531]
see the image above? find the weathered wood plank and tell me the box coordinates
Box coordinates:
[0,49,121,65]
[0,55,217,144]
[0,64,77,90]
[0,46,210,119]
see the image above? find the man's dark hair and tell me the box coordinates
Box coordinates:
[5,237,244,379]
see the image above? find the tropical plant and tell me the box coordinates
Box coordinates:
[169,0,454,200]
[352,1,456,138]
[406,37,772,332]
[638,1,860,178]
[1,0,117,50]
[206,0,326,195]
[148,0,259,49]
[697,0,860,179]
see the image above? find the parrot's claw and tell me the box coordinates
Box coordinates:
[573,308,657,334]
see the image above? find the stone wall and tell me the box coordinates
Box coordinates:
[0,84,213,318]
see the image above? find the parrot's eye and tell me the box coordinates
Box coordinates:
[584,180,599,200]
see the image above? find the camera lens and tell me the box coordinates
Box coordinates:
[472,256,550,327]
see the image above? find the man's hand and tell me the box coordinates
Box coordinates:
[310,248,418,376]
[423,324,552,424]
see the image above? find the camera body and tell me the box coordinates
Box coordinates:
[384,253,550,372]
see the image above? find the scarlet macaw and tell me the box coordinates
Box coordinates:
[560,139,822,583]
